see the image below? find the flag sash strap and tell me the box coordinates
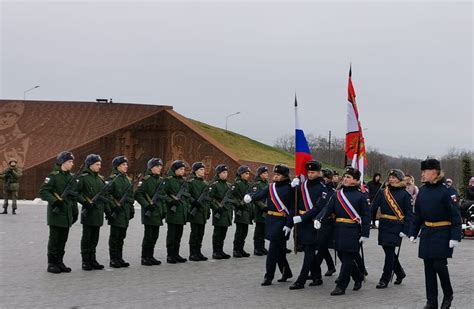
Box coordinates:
[383,187,405,221]
[269,183,289,215]
[336,189,361,224]
[300,180,314,211]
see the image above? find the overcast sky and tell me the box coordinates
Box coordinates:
[1,0,472,158]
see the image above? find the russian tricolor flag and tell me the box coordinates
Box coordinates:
[294,95,313,178]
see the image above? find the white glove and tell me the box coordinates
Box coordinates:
[243,194,252,204]
[291,177,300,188]
[449,240,459,248]
[283,226,292,237]
[359,237,369,244]
[410,236,417,243]
[314,220,321,230]
[399,232,407,238]
[293,216,302,224]
[375,220,380,228]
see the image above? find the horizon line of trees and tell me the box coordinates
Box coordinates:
[273,134,473,195]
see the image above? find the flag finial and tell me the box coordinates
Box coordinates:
[294,93,298,107]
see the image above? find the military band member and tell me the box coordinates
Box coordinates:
[187,162,212,261]
[252,166,269,256]
[209,164,232,259]
[39,151,78,274]
[289,160,328,290]
[231,165,253,258]
[245,164,294,286]
[371,169,413,288]
[409,159,462,309]
[162,160,191,264]
[135,158,165,266]
[315,167,370,295]
[1,158,22,215]
[107,156,135,268]
[77,154,107,271]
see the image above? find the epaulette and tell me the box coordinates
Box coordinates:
[98,175,105,181]
[81,172,89,177]
[143,175,151,181]
[50,171,60,176]
[210,180,220,186]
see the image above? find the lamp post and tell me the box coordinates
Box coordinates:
[23,85,40,100]
[225,112,240,131]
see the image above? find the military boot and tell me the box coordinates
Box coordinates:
[175,246,187,263]
[141,247,153,266]
[118,252,130,267]
[90,253,104,270]
[189,245,201,262]
[149,248,161,265]
[197,246,208,261]
[57,253,71,272]
[12,209,16,215]
[47,254,61,274]
[109,251,122,268]
[1,208,7,214]
[240,245,250,258]
[82,253,93,271]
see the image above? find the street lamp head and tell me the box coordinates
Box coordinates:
[34,85,40,89]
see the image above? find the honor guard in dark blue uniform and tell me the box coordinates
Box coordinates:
[316,167,370,296]
[245,164,294,286]
[288,160,328,290]
[409,159,462,309]
[371,169,413,289]
[312,168,337,280]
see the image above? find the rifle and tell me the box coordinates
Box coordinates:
[145,178,168,217]
[169,173,192,213]
[190,184,212,217]
[110,173,142,219]
[214,188,237,219]
[52,163,85,213]
[81,176,119,217]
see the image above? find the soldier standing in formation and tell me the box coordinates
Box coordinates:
[40,151,78,274]
[245,164,294,286]
[409,159,462,309]
[231,165,253,258]
[135,158,165,266]
[1,158,22,214]
[187,162,212,261]
[371,169,413,288]
[107,156,135,268]
[77,154,107,271]
[289,160,328,290]
[162,160,190,264]
[316,167,370,296]
[209,164,232,259]
[252,166,269,256]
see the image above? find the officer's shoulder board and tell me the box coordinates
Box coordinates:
[143,175,151,181]
[210,180,219,187]
[98,175,105,181]
[81,172,89,177]
[50,171,60,176]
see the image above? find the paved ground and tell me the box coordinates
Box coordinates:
[0,202,473,308]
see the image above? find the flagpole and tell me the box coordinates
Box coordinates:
[293,94,299,255]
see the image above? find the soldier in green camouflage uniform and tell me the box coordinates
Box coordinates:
[162,160,191,264]
[39,151,79,274]
[135,158,165,266]
[1,159,22,215]
[187,162,212,261]
[231,165,254,258]
[106,156,135,268]
[252,166,269,256]
[209,164,233,259]
[76,154,107,271]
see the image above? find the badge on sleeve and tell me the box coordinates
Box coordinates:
[321,192,327,199]
[44,177,50,184]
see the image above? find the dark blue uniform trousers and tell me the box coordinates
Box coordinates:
[296,244,317,284]
[424,258,453,306]
[265,239,291,280]
[337,251,364,290]
[381,245,404,282]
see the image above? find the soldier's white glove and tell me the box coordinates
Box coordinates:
[293,216,302,224]
[243,194,252,204]
[375,220,380,228]
[291,177,300,188]
[283,226,292,237]
[314,220,322,230]
[449,240,459,248]
[399,232,407,238]
[359,237,369,244]
[410,236,417,243]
